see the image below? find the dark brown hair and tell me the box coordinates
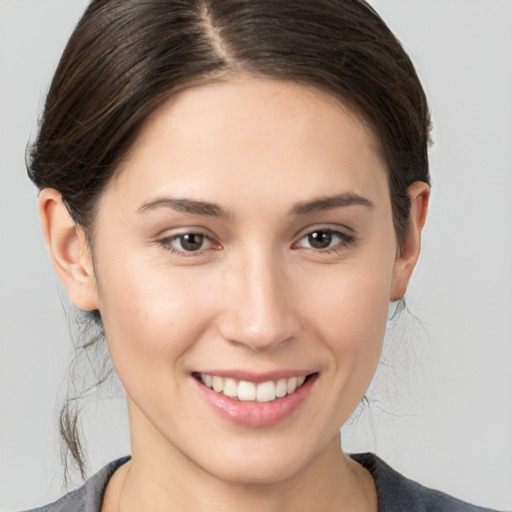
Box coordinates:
[27,0,431,479]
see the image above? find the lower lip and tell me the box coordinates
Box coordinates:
[194,375,317,427]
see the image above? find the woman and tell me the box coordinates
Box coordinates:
[16,0,505,511]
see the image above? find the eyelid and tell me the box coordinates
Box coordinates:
[292,220,355,237]
[292,223,355,241]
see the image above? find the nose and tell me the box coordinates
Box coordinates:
[216,249,300,351]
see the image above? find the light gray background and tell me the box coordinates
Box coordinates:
[1,0,511,510]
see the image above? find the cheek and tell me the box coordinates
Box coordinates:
[94,254,214,386]
[301,259,393,404]
[305,260,392,346]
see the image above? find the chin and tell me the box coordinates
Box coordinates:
[185,430,334,486]
[202,452,311,486]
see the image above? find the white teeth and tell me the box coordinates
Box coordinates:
[286,377,297,394]
[198,373,309,403]
[237,381,256,401]
[223,378,238,397]
[275,378,287,398]
[212,376,224,393]
[256,381,276,402]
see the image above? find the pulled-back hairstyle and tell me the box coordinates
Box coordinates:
[27,0,431,479]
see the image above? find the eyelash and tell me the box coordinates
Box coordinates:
[158,228,355,257]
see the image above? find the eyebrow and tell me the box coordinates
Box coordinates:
[137,192,374,218]
[137,197,231,218]
[292,193,374,215]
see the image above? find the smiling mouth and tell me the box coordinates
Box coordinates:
[194,373,313,403]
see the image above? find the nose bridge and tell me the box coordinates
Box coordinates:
[219,244,298,350]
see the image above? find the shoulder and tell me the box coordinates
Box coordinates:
[352,453,503,512]
[20,457,130,512]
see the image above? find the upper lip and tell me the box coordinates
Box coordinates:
[193,369,317,384]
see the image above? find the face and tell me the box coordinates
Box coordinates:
[86,78,410,484]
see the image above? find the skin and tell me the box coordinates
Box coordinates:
[39,78,429,512]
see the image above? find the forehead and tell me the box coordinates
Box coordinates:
[107,77,389,213]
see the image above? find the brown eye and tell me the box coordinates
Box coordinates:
[295,229,352,252]
[179,233,205,251]
[307,231,333,249]
[164,233,213,253]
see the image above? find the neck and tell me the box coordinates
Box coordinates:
[111,445,375,512]
[103,403,377,512]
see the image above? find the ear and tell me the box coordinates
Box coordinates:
[390,181,430,301]
[38,188,99,311]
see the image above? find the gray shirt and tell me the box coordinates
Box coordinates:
[22,453,502,512]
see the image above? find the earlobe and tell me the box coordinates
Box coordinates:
[38,188,99,311]
[390,181,430,301]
